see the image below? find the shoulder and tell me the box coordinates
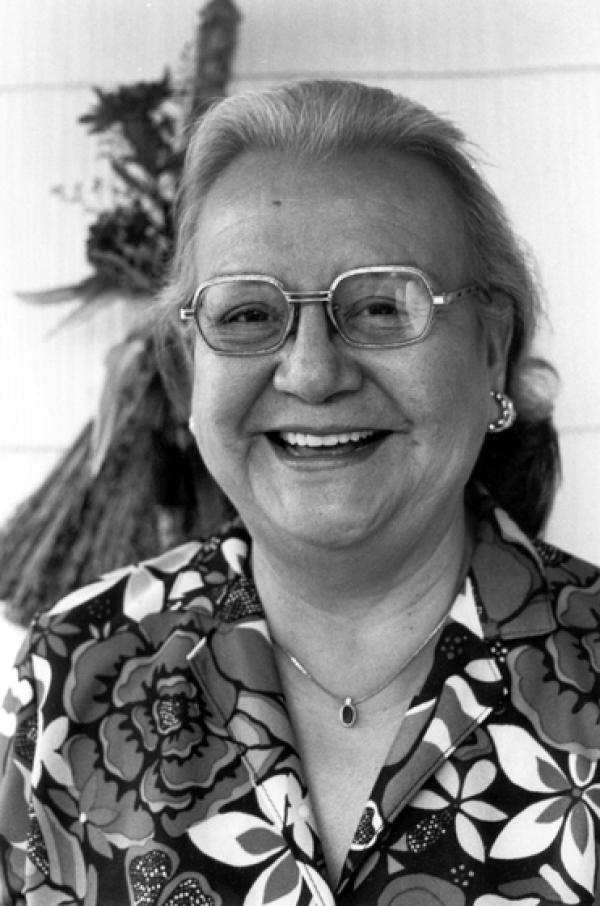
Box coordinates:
[2,528,252,754]
[19,528,252,673]
[471,493,600,635]
[533,537,600,619]
[501,538,600,759]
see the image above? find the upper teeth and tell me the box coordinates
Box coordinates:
[280,430,375,447]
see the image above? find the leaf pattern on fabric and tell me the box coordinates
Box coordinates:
[508,575,600,760]
[490,724,600,893]
[0,499,599,904]
[407,760,505,862]
[187,774,331,905]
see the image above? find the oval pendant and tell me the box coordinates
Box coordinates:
[340,697,357,728]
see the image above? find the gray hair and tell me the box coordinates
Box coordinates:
[159,79,559,535]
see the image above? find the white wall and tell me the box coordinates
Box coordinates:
[1,0,599,561]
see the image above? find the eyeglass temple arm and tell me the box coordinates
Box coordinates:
[432,284,488,307]
[180,287,203,321]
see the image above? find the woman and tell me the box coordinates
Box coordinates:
[1,80,599,906]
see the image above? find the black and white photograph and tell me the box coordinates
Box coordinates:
[0,3,599,904]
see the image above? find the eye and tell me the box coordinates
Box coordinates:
[220,303,277,325]
[358,296,400,317]
[343,295,408,321]
[202,283,287,330]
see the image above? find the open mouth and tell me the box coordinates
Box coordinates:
[268,429,390,456]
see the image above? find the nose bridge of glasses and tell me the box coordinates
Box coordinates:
[285,290,339,345]
[285,290,332,305]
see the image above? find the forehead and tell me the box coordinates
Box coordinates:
[193,149,472,286]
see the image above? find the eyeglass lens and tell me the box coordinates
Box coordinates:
[198,270,433,351]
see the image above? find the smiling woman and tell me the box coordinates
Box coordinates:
[186,148,501,564]
[1,80,599,906]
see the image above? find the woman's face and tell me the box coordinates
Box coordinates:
[189,150,509,554]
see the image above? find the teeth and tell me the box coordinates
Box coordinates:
[280,430,375,448]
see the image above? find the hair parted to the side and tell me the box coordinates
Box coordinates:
[158,78,560,537]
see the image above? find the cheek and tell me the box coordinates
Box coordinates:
[190,358,230,455]
[190,355,261,451]
[404,344,491,440]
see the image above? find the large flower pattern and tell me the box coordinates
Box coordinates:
[405,759,506,863]
[187,774,333,906]
[1,502,600,905]
[489,725,600,896]
[508,570,600,760]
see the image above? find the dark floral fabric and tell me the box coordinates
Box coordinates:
[1,497,600,905]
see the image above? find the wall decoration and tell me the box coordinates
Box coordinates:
[0,0,241,625]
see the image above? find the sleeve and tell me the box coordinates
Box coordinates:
[0,634,37,906]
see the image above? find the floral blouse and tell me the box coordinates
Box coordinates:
[1,495,600,906]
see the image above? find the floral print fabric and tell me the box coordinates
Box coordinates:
[1,495,600,905]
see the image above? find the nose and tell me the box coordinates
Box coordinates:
[272,303,362,402]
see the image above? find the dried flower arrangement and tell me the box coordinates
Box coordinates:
[0,0,240,625]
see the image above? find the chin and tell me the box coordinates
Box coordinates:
[255,501,386,552]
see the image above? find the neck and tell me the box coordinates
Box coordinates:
[250,503,471,693]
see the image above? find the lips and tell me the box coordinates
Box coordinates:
[280,429,376,448]
[268,429,389,456]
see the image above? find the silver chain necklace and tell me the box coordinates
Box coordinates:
[271,609,450,728]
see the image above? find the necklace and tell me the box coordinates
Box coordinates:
[271,609,450,728]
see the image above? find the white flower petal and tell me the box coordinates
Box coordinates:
[425,716,452,752]
[292,817,314,860]
[7,674,32,707]
[0,707,16,739]
[463,759,496,798]
[300,865,337,906]
[169,570,204,599]
[490,797,565,859]
[142,541,201,572]
[410,790,450,811]
[35,717,73,788]
[465,659,500,682]
[0,667,33,739]
[489,724,568,793]
[455,813,485,862]
[539,863,580,904]
[49,575,125,614]
[449,580,484,638]
[99,565,137,582]
[561,803,595,893]
[474,897,539,906]
[123,568,164,621]
[462,800,506,822]
[221,536,249,573]
[188,813,283,866]
[446,675,495,720]
[0,674,32,737]
[31,653,52,708]
[405,697,436,717]
[258,773,304,826]
[436,761,460,798]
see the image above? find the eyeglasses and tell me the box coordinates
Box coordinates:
[179,265,484,355]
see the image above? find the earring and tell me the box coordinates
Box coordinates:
[487,390,516,434]
[188,416,195,434]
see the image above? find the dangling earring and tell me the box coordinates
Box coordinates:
[188,416,195,434]
[487,390,516,433]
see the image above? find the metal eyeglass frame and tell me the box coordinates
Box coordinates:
[179,264,485,355]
